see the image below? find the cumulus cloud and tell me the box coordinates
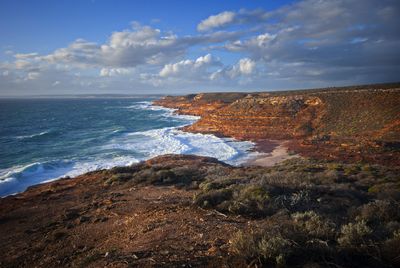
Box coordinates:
[38,24,188,69]
[210,58,256,81]
[220,0,400,84]
[1,0,399,95]
[14,53,39,59]
[197,11,236,32]
[159,54,219,78]
[100,68,132,77]
[236,58,256,75]
[26,72,40,80]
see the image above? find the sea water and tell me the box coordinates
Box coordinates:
[0,98,258,196]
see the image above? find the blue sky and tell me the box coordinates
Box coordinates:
[0,0,399,95]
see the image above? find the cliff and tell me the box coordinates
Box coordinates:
[154,83,400,165]
[1,83,400,267]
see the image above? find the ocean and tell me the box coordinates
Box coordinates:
[0,98,257,197]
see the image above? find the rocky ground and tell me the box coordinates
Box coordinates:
[0,156,249,267]
[1,154,399,267]
[1,83,400,267]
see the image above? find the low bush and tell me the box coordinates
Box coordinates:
[292,211,336,240]
[193,188,233,208]
[337,220,372,249]
[104,173,132,185]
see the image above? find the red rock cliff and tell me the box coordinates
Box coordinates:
[154,84,400,165]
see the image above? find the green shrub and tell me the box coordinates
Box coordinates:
[258,235,292,266]
[357,200,400,224]
[104,173,132,185]
[229,231,292,266]
[292,211,336,240]
[229,231,259,259]
[228,185,272,216]
[199,178,237,192]
[338,220,372,248]
[327,163,343,171]
[381,230,400,263]
[193,188,232,208]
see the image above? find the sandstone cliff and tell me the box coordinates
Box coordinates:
[154,83,400,165]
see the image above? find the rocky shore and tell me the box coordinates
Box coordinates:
[154,83,400,166]
[1,83,399,267]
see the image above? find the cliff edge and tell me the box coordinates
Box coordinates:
[154,83,400,165]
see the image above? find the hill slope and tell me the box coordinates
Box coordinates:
[154,83,400,165]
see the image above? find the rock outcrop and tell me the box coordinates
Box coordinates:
[1,154,399,267]
[155,84,400,165]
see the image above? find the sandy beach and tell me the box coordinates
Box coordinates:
[246,140,299,167]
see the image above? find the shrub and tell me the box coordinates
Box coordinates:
[228,185,272,216]
[337,220,372,248]
[258,235,292,266]
[229,231,292,266]
[357,200,400,224]
[104,173,132,185]
[193,188,232,208]
[327,163,343,171]
[229,231,259,259]
[292,211,336,240]
[198,178,237,192]
[381,230,400,263]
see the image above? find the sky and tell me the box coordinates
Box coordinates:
[0,0,399,96]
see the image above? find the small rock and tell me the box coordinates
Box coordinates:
[160,250,169,255]
[207,245,219,255]
[79,216,91,223]
[64,210,80,220]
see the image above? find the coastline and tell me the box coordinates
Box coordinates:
[244,140,299,167]
[0,100,257,198]
[1,86,399,267]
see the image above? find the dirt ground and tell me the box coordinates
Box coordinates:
[0,168,259,267]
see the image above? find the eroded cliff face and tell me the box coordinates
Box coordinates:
[154,92,247,116]
[184,94,325,140]
[154,85,400,165]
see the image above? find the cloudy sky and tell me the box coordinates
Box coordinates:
[0,0,399,96]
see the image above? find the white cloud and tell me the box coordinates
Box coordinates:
[159,54,219,78]
[15,60,31,69]
[211,58,257,80]
[100,68,131,77]
[237,58,256,75]
[14,53,39,59]
[26,72,40,80]
[197,11,235,32]
[1,0,399,95]
[39,24,187,69]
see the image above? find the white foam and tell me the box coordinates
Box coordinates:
[16,131,51,140]
[124,101,200,123]
[1,101,258,197]
[106,127,259,166]
[0,156,139,197]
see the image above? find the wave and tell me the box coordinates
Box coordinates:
[124,101,200,123]
[124,101,168,111]
[1,100,257,197]
[106,127,259,166]
[0,156,139,197]
[16,130,52,140]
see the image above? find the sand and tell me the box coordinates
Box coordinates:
[246,140,299,167]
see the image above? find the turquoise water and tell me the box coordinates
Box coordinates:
[0,98,257,196]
